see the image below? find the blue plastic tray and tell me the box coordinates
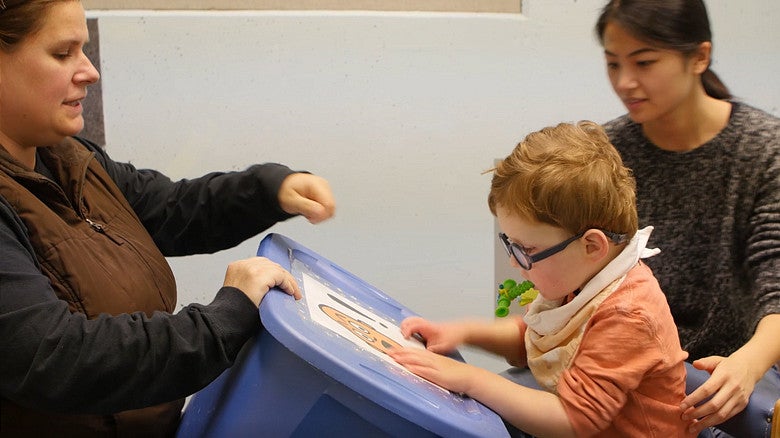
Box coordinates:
[177,233,508,437]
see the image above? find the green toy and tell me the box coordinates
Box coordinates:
[495,279,538,317]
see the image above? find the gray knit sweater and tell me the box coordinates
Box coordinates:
[604,101,780,360]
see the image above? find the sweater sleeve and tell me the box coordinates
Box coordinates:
[77,137,298,256]
[0,201,262,414]
[745,119,780,325]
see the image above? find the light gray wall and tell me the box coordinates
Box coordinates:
[88,0,780,372]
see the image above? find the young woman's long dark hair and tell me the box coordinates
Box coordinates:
[595,0,731,100]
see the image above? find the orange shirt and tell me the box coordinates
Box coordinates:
[521,263,691,437]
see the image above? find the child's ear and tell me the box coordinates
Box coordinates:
[582,229,610,261]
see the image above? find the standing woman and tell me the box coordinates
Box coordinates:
[0,0,335,436]
[595,0,780,434]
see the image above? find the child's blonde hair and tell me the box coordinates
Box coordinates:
[488,121,638,238]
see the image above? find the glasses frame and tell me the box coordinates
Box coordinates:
[498,229,627,270]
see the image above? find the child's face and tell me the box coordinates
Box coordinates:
[496,207,591,301]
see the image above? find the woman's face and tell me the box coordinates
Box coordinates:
[0,1,99,155]
[602,22,707,125]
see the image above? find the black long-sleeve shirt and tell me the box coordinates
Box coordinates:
[0,137,297,414]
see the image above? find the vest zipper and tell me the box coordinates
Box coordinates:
[85,217,123,245]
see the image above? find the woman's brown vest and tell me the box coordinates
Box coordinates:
[0,139,181,437]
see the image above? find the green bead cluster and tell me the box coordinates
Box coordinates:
[495,279,538,317]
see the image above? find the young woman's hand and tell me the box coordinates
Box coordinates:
[681,314,780,433]
[680,355,756,433]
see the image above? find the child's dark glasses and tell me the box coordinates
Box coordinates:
[498,230,627,270]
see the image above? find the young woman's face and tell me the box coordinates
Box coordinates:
[0,1,99,152]
[602,22,705,125]
[496,207,589,302]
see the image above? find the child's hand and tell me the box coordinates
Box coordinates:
[387,347,475,395]
[399,317,465,353]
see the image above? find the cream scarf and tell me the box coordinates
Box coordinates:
[523,226,660,393]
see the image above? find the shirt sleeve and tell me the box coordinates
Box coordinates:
[78,137,298,256]
[556,291,684,436]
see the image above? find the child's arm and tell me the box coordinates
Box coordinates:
[461,316,527,367]
[399,316,526,367]
[388,348,575,438]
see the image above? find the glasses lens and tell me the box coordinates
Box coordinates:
[512,246,531,269]
[499,233,531,269]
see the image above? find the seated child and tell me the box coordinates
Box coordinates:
[389,121,690,437]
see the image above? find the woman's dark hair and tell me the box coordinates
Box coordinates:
[595,0,731,99]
